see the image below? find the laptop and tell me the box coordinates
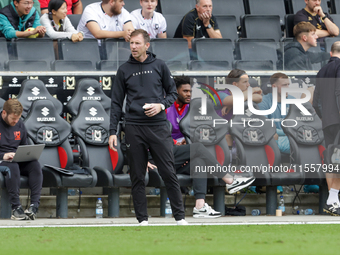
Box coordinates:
[2,144,45,163]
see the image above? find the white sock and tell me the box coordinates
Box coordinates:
[327,188,340,205]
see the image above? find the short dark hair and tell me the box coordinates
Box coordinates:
[130,29,150,43]
[226,69,247,84]
[270,72,289,85]
[293,22,316,40]
[331,41,340,54]
[174,76,191,89]
[3,99,23,116]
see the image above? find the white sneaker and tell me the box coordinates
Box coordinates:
[176,219,189,225]
[193,203,222,218]
[226,177,256,194]
[139,220,148,226]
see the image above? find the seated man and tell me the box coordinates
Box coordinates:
[0,0,41,15]
[0,0,46,39]
[40,0,83,15]
[0,99,43,220]
[160,76,255,218]
[130,0,166,39]
[77,0,134,41]
[174,0,222,49]
[294,0,339,42]
[284,22,329,70]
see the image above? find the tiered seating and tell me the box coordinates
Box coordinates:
[245,0,287,25]
[159,0,195,15]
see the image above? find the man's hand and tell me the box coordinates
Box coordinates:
[176,139,186,146]
[146,162,157,172]
[123,29,133,42]
[35,26,46,37]
[274,133,279,140]
[314,6,325,18]
[252,87,262,95]
[200,11,212,27]
[144,103,162,117]
[221,105,230,116]
[109,135,117,151]
[3,152,15,160]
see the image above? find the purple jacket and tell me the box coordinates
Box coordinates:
[166,102,189,140]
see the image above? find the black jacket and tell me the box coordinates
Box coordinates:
[313,57,340,129]
[110,52,178,135]
[284,40,329,70]
[0,114,28,160]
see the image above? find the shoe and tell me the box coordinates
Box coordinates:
[25,204,38,220]
[176,219,189,225]
[11,206,29,220]
[226,177,256,194]
[139,220,148,226]
[323,202,340,216]
[193,203,222,218]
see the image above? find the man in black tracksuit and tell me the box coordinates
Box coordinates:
[109,29,186,225]
[0,99,42,220]
[313,41,340,216]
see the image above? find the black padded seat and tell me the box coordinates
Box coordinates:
[24,99,97,218]
[17,79,63,119]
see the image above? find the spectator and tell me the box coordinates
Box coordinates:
[0,0,46,39]
[130,0,166,39]
[40,0,83,41]
[294,0,339,41]
[77,0,134,41]
[0,0,41,15]
[313,41,340,216]
[284,22,329,70]
[40,0,83,15]
[174,0,222,49]
[0,99,43,220]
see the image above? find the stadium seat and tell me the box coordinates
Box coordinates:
[179,98,233,215]
[285,14,295,38]
[0,38,9,71]
[245,0,287,25]
[241,15,282,42]
[98,39,130,71]
[149,38,190,71]
[189,38,234,70]
[67,78,111,116]
[71,100,138,217]
[282,102,328,213]
[24,99,97,218]
[163,14,185,38]
[235,38,279,70]
[52,60,95,71]
[81,0,97,10]
[67,14,81,29]
[330,0,340,14]
[330,14,340,28]
[58,38,101,70]
[213,0,245,27]
[214,15,238,42]
[16,79,63,118]
[233,60,274,71]
[14,38,55,71]
[5,60,49,71]
[288,0,328,13]
[325,37,339,53]
[159,0,195,15]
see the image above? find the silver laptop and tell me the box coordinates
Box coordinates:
[3,144,45,162]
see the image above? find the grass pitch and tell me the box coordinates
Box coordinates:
[0,224,337,255]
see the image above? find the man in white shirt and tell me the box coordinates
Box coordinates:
[130,0,166,38]
[77,0,134,41]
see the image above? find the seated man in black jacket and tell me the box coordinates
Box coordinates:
[0,99,43,220]
[284,21,329,70]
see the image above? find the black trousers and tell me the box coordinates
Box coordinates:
[125,124,185,222]
[174,143,226,200]
[1,160,43,209]
[324,124,340,147]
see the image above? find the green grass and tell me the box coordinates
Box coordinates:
[0,224,338,255]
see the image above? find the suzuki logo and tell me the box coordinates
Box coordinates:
[49,78,54,84]
[89,107,97,116]
[41,107,49,116]
[12,77,18,84]
[31,87,40,96]
[87,87,95,96]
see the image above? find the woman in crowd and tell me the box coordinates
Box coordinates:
[40,0,83,42]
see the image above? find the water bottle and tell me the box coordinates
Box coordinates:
[278,195,285,215]
[189,188,195,196]
[96,198,103,219]
[251,209,261,216]
[304,209,315,215]
[293,206,301,215]
[165,198,172,218]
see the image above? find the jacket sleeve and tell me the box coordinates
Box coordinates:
[32,8,41,28]
[110,68,126,135]
[309,51,330,64]
[160,62,178,109]
[0,14,17,39]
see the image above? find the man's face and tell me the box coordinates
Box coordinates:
[177,84,192,104]
[140,0,157,15]
[130,34,149,61]
[305,0,321,12]
[196,0,213,17]
[111,0,125,15]
[306,30,318,47]
[273,78,290,97]
[234,74,250,92]
[2,111,21,127]
[14,0,34,17]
